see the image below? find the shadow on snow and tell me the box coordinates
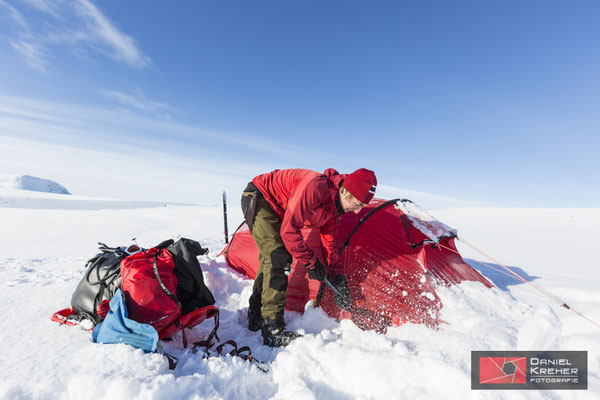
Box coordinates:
[464,258,540,291]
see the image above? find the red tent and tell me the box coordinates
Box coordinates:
[220,198,492,331]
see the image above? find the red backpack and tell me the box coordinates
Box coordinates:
[121,247,181,334]
[119,239,218,346]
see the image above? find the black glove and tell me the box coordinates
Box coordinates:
[307,259,326,282]
[330,274,352,311]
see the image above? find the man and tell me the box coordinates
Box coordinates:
[241,168,377,347]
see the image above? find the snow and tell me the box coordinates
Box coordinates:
[0,185,195,211]
[0,174,70,195]
[0,187,598,399]
[395,200,457,243]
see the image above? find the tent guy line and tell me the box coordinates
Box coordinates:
[441,238,600,331]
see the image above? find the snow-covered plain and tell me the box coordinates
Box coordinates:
[0,186,598,400]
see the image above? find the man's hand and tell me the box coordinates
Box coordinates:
[306,259,326,281]
[330,274,352,310]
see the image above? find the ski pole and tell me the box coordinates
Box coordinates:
[314,276,349,308]
[222,190,229,244]
[323,276,344,298]
[324,276,353,311]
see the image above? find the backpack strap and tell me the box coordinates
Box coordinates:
[174,320,188,348]
[235,346,269,373]
[156,342,178,370]
[215,340,269,373]
[88,257,122,321]
[151,251,189,346]
[151,252,183,309]
[190,309,220,353]
[216,340,239,356]
[207,309,220,344]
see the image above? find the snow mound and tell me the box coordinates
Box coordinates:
[395,199,457,242]
[0,175,71,195]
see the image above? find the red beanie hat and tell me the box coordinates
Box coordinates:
[343,168,377,203]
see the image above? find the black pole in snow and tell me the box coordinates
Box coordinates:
[223,190,229,244]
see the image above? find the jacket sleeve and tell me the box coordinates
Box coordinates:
[280,179,327,267]
[320,215,341,272]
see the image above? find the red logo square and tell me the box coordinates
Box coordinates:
[479,356,527,384]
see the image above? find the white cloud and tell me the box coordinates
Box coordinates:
[1,0,150,70]
[74,0,150,69]
[99,88,168,113]
[0,0,28,28]
[0,94,336,173]
[0,95,482,207]
[10,38,48,72]
[20,0,61,19]
[1,0,49,71]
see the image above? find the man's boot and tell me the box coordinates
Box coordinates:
[247,306,262,332]
[247,286,263,332]
[261,318,302,347]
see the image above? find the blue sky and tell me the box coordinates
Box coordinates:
[0,0,599,207]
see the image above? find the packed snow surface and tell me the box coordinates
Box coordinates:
[0,174,70,195]
[0,189,598,399]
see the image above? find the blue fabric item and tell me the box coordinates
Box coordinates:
[92,289,158,352]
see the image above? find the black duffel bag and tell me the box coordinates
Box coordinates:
[70,243,138,324]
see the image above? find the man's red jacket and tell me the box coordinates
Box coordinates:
[252,168,345,268]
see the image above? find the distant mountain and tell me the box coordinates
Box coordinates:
[0,175,71,195]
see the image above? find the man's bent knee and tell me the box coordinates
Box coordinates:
[269,246,292,291]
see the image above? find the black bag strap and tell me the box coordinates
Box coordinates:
[86,259,121,286]
[152,250,190,347]
[156,343,178,370]
[80,252,124,324]
[216,340,239,356]
[190,309,220,353]
[192,334,269,373]
[174,320,188,348]
[152,251,183,310]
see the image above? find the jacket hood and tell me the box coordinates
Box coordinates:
[323,168,346,189]
[323,168,347,208]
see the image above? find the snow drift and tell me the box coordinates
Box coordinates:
[0,175,71,194]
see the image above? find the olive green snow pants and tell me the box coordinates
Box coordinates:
[242,185,291,322]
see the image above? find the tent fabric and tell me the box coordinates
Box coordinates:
[221,198,492,329]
